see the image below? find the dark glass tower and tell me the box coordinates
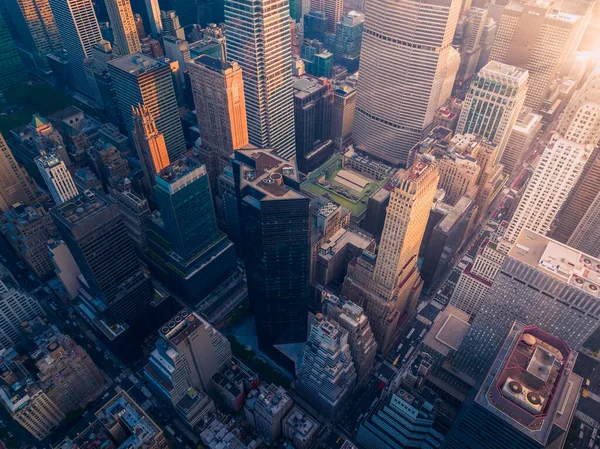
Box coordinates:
[292,75,334,173]
[50,190,153,328]
[146,152,237,307]
[231,149,310,347]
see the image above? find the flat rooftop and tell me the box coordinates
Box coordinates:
[477,323,578,446]
[155,155,205,194]
[480,61,529,82]
[108,52,165,75]
[510,229,600,298]
[236,148,304,200]
[160,310,208,346]
[423,305,471,356]
[52,191,110,226]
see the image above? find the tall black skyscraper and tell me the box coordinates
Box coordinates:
[230,149,310,347]
[292,75,334,173]
[50,190,153,328]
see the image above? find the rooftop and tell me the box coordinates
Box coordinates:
[318,228,373,261]
[510,229,600,297]
[423,305,471,356]
[96,391,163,449]
[108,53,166,75]
[35,151,63,168]
[477,323,580,445]
[53,191,109,226]
[285,406,320,441]
[155,156,206,194]
[160,310,209,346]
[480,61,529,82]
[256,383,292,416]
[293,75,329,100]
[235,148,304,200]
[192,54,237,73]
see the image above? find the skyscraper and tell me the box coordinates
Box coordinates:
[104,0,141,55]
[145,310,231,397]
[352,0,461,166]
[490,0,581,110]
[499,107,542,176]
[333,11,364,73]
[323,293,377,385]
[292,75,334,173]
[445,323,582,449]
[35,152,78,205]
[146,154,237,306]
[311,0,342,33]
[331,81,356,151]
[455,7,487,86]
[456,61,528,165]
[231,149,310,346]
[108,53,186,161]
[50,190,153,329]
[188,55,249,188]
[160,9,185,40]
[296,314,357,420]
[0,13,27,89]
[0,280,44,347]
[132,104,170,195]
[343,158,439,353]
[503,138,593,244]
[2,0,62,70]
[452,230,600,380]
[0,133,37,211]
[145,0,162,37]
[225,0,296,159]
[48,0,102,97]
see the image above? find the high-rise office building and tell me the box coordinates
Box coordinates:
[132,103,170,195]
[225,0,296,159]
[104,0,141,55]
[500,107,542,175]
[343,158,439,353]
[292,75,334,173]
[296,314,357,420]
[568,192,600,257]
[146,154,237,306]
[50,190,153,328]
[438,46,461,109]
[188,55,249,188]
[0,280,44,348]
[457,61,528,165]
[0,133,37,211]
[251,384,294,443]
[311,0,342,32]
[160,9,185,39]
[445,322,582,449]
[231,149,310,346]
[490,0,581,110]
[134,13,146,39]
[331,81,356,150]
[475,17,497,73]
[503,138,593,244]
[352,0,461,166]
[323,293,377,385]
[146,310,231,394]
[356,385,445,449]
[548,65,600,248]
[0,350,64,440]
[108,53,186,161]
[334,11,363,73]
[0,203,57,279]
[455,7,487,86]
[452,230,600,380]
[145,0,162,37]
[47,0,101,97]
[0,13,27,89]
[35,152,78,205]
[26,318,105,414]
[2,0,62,70]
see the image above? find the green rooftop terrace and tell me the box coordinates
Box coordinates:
[301,154,388,217]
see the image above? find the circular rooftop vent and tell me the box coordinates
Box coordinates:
[508,381,523,394]
[527,392,542,405]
